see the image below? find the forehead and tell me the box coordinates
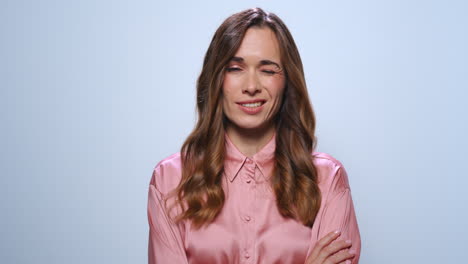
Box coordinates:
[233,27,281,64]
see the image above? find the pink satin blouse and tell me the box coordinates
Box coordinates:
[147,134,361,264]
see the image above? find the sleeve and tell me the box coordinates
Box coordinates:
[147,166,189,264]
[318,165,361,263]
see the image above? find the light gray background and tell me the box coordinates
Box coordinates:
[1,0,467,263]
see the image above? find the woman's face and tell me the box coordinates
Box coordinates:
[222,26,286,133]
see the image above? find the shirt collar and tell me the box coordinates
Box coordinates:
[224,132,276,182]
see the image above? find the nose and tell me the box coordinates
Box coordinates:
[242,70,261,95]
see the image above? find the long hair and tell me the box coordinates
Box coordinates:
[171,7,321,229]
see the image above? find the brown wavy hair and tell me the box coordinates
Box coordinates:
[171,7,321,229]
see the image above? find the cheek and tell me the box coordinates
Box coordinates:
[222,76,234,98]
[263,76,285,100]
[222,76,241,106]
[222,82,234,112]
[223,72,239,88]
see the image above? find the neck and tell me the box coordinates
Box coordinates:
[226,122,275,157]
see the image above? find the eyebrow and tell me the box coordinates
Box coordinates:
[230,56,281,69]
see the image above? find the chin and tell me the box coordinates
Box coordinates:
[230,118,272,132]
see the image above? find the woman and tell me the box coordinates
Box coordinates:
[147,7,361,264]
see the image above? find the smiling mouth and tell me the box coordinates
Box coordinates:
[240,102,264,108]
[236,100,266,115]
[236,100,266,108]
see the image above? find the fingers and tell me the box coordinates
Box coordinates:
[308,230,341,260]
[329,247,356,264]
[319,239,353,264]
[306,230,356,264]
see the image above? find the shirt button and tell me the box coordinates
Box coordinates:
[246,179,252,183]
[245,252,250,259]
[244,215,251,222]
[246,159,253,164]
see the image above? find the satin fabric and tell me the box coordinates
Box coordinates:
[147,134,361,264]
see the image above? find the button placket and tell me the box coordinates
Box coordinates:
[241,158,256,263]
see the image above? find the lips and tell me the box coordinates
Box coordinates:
[236,99,266,108]
[236,99,266,114]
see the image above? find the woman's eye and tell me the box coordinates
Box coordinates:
[262,70,276,75]
[226,67,241,72]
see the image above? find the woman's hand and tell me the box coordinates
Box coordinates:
[305,230,356,264]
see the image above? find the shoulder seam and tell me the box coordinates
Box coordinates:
[153,152,181,170]
[312,152,344,169]
[150,152,182,187]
